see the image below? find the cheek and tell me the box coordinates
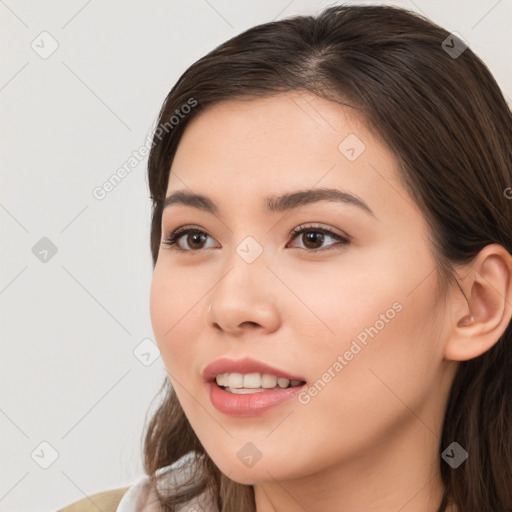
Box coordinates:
[149,266,198,374]
[296,250,441,412]
[284,290,440,465]
[279,256,393,362]
[149,268,171,346]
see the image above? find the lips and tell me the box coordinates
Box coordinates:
[202,356,306,383]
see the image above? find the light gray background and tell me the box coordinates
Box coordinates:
[1,1,511,511]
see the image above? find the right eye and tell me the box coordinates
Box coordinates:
[161,227,218,252]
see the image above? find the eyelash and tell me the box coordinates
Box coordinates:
[160,224,350,254]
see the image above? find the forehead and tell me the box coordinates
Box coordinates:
[172,92,367,164]
[165,92,417,222]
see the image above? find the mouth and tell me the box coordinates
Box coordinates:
[203,357,307,415]
[214,372,306,394]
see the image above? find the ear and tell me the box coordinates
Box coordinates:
[445,244,512,362]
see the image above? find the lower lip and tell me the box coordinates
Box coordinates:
[207,381,305,417]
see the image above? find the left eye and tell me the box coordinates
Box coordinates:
[287,224,349,251]
[161,224,350,253]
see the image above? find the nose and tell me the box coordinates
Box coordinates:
[205,260,281,336]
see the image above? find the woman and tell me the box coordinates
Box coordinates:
[59,3,512,512]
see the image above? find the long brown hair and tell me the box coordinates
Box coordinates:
[141,4,512,511]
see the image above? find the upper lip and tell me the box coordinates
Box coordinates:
[203,356,306,383]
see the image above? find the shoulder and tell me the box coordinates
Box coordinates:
[57,486,131,512]
[57,454,212,512]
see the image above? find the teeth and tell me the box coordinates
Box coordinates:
[262,374,277,388]
[215,374,226,387]
[228,373,243,389]
[277,377,289,388]
[226,388,267,394]
[243,372,263,388]
[214,372,304,390]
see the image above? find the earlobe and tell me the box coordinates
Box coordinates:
[444,244,512,362]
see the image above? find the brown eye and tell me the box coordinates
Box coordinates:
[300,231,325,250]
[161,228,217,252]
[161,224,350,253]
[288,224,350,252]
[184,232,208,250]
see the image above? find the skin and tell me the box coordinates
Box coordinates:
[149,91,512,512]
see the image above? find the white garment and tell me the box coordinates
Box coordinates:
[116,453,218,512]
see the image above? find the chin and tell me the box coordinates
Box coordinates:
[210,453,292,485]
[219,469,274,486]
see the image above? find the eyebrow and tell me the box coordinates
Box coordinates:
[163,187,375,218]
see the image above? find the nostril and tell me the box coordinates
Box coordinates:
[242,321,259,327]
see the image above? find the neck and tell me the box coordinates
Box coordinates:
[253,417,450,512]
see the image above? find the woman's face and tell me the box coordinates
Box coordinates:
[150,92,458,485]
